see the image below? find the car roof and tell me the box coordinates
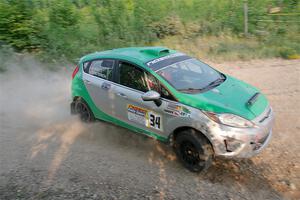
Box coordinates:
[80,46,178,68]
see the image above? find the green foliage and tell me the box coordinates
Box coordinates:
[0,0,299,62]
[45,0,80,60]
[279,47,297,59]
[0,0,39,50]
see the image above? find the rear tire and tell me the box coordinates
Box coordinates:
[174,129,213,172]
[74,99,95,122]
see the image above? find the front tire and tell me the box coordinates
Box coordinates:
[74,99,95,122]
[174,129,213,172]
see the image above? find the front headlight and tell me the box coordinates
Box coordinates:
[203,111,254,128]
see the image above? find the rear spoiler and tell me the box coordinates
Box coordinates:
[247,92,260,106]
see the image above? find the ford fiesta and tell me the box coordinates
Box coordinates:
[71,47,274,172]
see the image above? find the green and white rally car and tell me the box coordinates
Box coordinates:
[71,47,274,172]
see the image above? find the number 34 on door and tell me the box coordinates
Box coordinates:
[147,111,163,131]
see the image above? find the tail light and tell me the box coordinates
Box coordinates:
[72,65,79,79]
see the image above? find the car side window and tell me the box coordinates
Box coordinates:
[88,59,114,80]
[118,61,176,100]
[83,61,90,73]
[119,62,148,92]
[145,73,176,101]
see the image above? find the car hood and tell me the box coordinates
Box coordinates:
[178,75,268,120]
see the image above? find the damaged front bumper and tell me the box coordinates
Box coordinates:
[210,106,274,158]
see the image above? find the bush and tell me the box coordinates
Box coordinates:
[279,47,297,59]
[150,16,183,39]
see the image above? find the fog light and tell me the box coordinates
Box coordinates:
[224,139,241,152]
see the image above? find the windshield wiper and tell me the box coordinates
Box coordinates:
[178,88,203,93]
[202,75,226,90]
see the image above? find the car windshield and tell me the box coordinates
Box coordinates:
[156,58,225,93]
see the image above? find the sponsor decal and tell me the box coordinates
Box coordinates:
[146,53,185,66]
[164,109,180,117]
[127,104,163,131]
[164,103,191,117]
[127,104,148,126]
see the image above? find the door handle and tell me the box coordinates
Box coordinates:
[117,92,127,99]
[84,80,92,85]
[101,82,111,90]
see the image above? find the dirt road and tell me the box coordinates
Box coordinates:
[0,57,299,199]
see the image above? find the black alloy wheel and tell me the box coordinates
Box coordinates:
[75,99,94,122]
[175,129,213,172]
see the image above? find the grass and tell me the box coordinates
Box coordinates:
[153,32,300,61]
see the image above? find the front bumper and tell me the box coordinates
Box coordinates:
[210,105,274,158]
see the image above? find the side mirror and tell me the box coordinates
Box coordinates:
[141,90,162,106]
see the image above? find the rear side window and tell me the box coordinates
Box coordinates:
[87,59,114,80]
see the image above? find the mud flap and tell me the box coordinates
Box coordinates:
[70,102,76,115]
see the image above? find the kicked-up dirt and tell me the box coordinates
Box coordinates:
[0,56,299,199]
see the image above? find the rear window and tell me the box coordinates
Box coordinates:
[83,62,90,73]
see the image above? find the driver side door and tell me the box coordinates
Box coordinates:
[112,61,175,138]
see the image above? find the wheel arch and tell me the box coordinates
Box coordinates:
[73,96,80,101]
[169,126,215,154]
[72,96,93,113]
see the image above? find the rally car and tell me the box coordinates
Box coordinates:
[71,47,274,172]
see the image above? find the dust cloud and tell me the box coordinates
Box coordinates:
[0,53,162,180]
[0,54,71,127]
[0,53,173,186]
[0,53,79,180]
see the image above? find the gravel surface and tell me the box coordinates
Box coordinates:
[0,57,299,200]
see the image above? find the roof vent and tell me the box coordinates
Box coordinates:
[140,47,170,56]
